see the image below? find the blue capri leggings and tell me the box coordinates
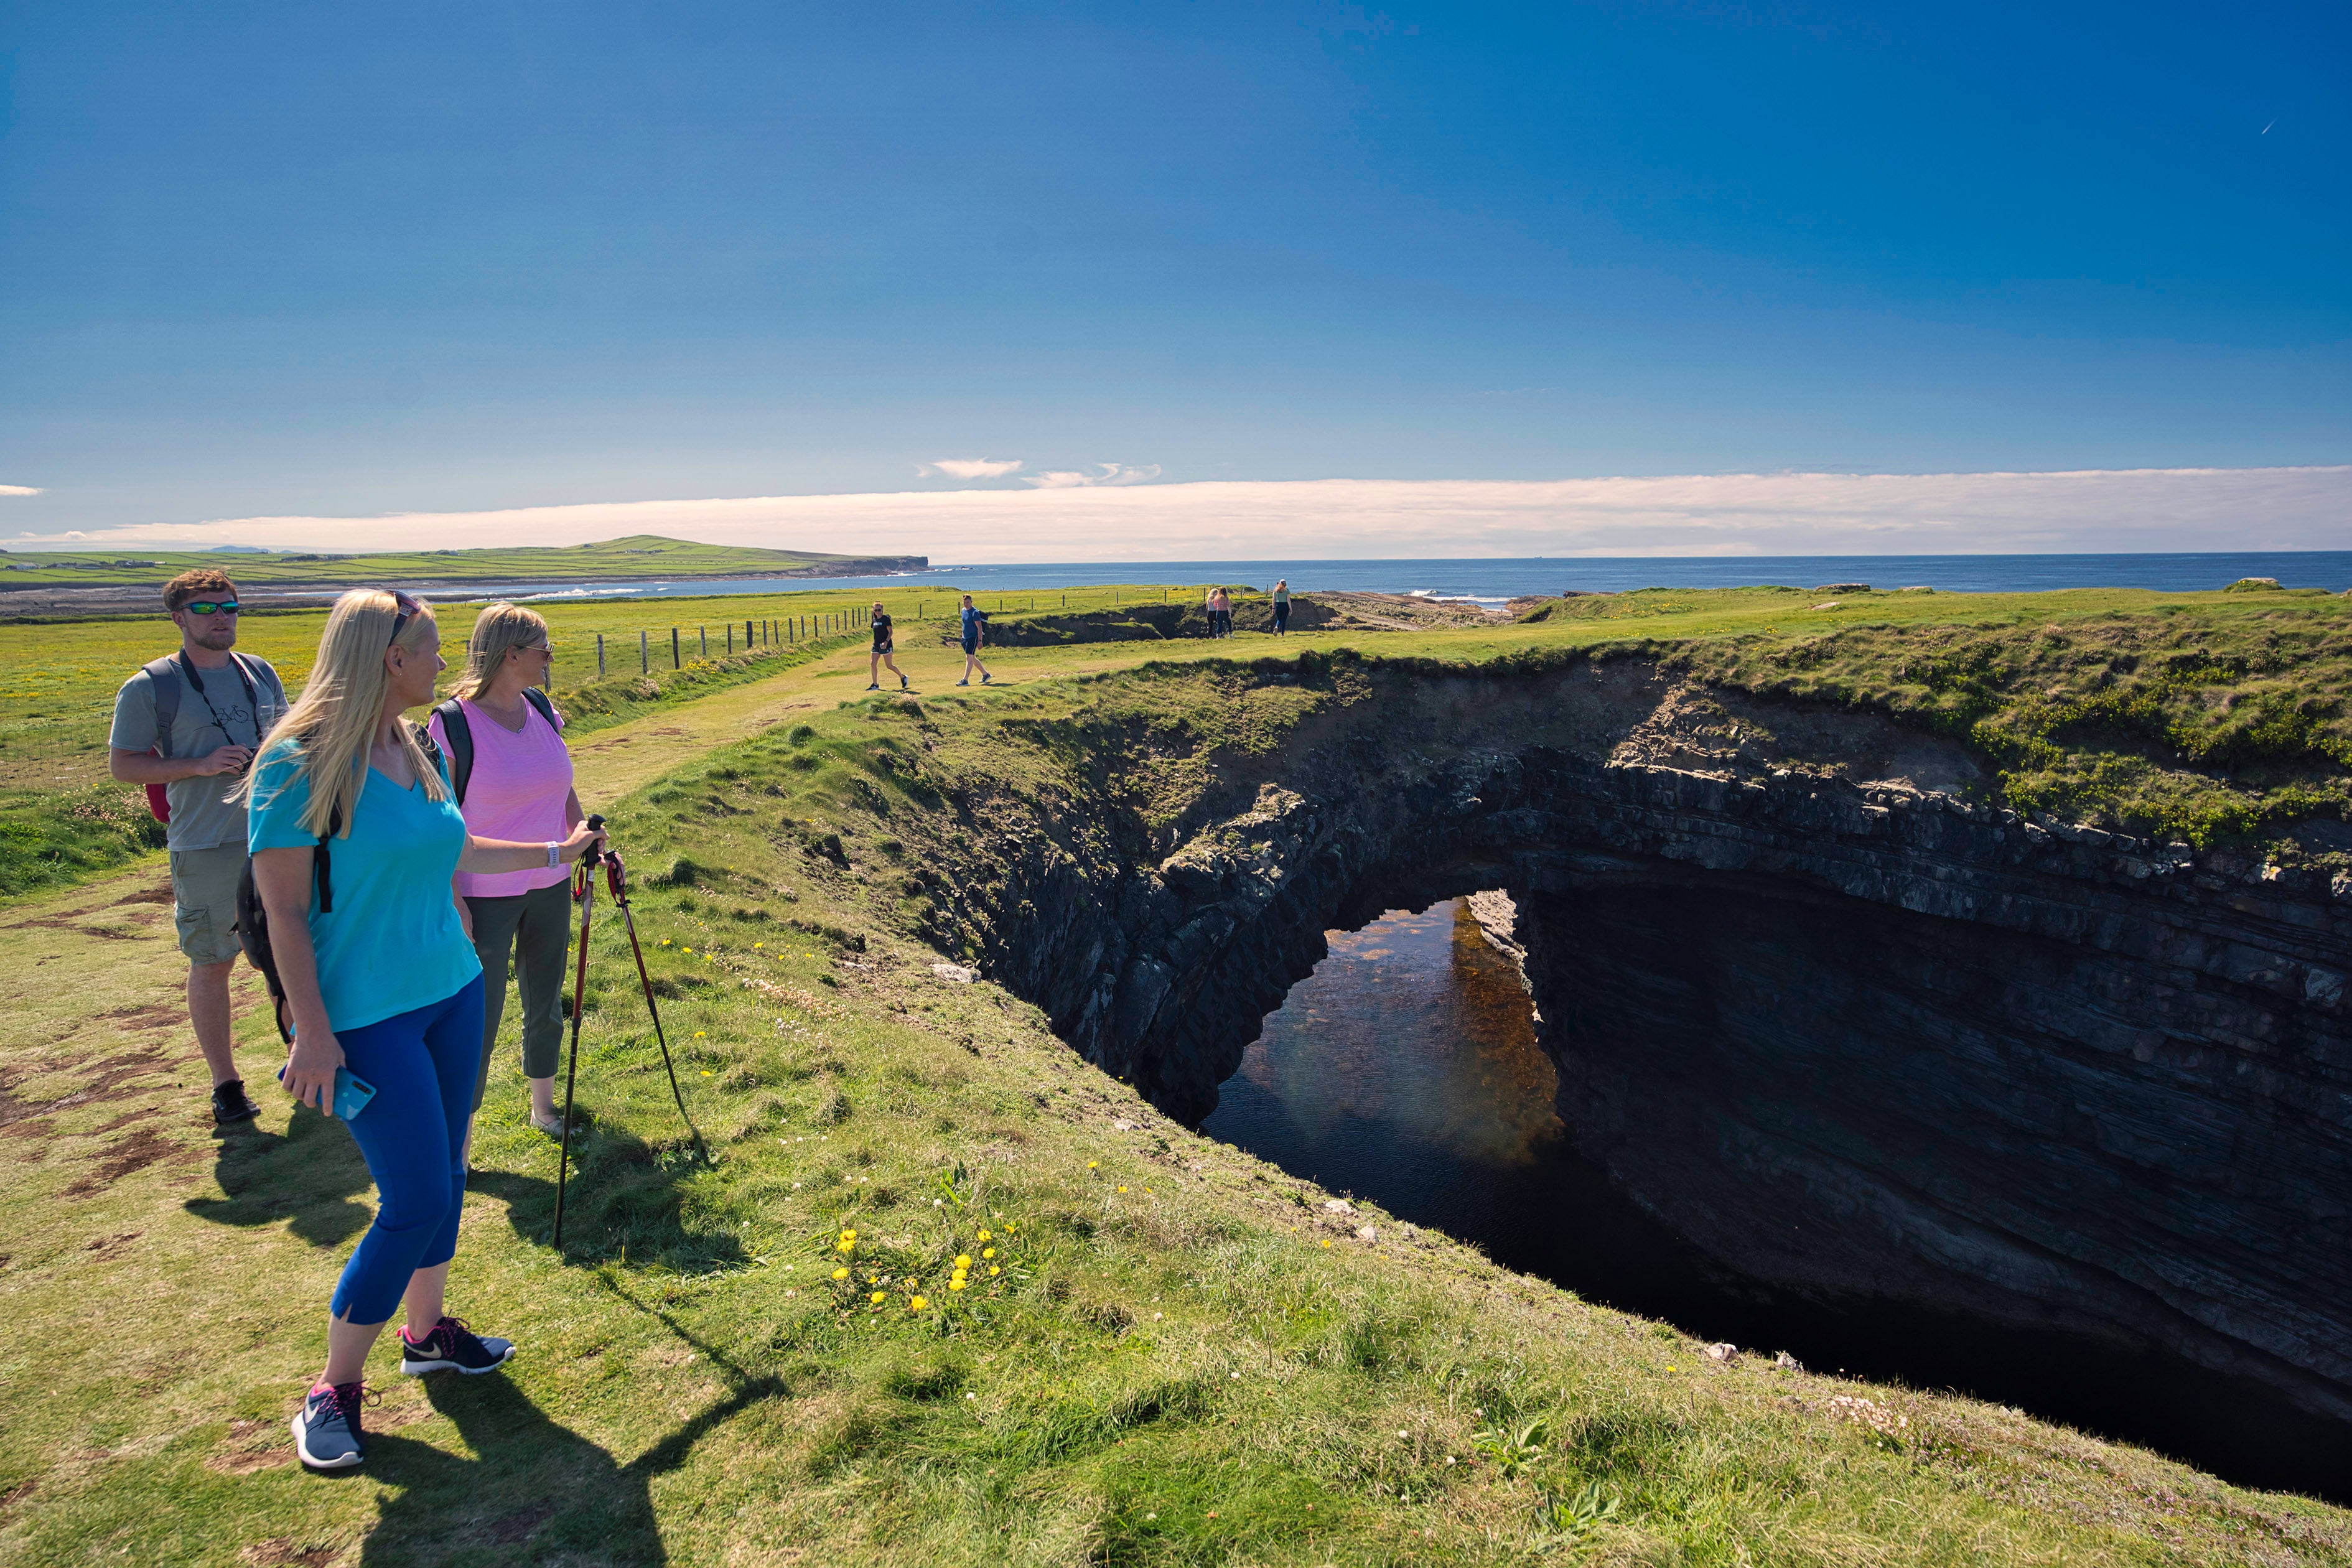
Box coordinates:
[327,974,486,1325]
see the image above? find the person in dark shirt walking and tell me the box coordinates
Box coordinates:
[956,596,993,686]
[866,601,907,691]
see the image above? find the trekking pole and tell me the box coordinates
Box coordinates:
[603,846,712,1166]
[551,813,606,1253]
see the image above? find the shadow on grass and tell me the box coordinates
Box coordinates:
[185,1103,373,1247]
[469,1117,745,1272]
[358,1277,791,1565]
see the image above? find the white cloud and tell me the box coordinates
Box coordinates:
[0,484,42,497]
[8,467,2346,563]
[918,457,1024,480]
[1021,463,1163,489]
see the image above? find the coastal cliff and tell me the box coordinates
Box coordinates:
[911,656,2352,1426]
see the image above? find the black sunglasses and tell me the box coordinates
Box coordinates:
[389,590,422,646]
[177,600,240,616]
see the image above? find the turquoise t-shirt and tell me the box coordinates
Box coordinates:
[247,739,483,1034]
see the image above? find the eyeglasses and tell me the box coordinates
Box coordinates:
[389,590,422,646]
[177,600,240,617]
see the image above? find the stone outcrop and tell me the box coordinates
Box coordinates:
[926,658,2352,1425]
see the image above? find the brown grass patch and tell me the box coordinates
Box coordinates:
[62,1127,200,1197]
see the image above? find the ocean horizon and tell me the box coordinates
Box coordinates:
[476,551,2352,607]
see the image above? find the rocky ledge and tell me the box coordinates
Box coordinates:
[920,658,2352,1425]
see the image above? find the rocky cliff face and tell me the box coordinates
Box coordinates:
[926,658,2352,1424]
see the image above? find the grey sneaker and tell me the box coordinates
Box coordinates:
[399,1315,515,1376]
[291,1380,370,1470]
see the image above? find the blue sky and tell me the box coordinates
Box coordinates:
[2,1,2346,551]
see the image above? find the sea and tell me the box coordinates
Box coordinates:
[488,551,2352,606]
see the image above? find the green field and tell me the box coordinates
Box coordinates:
[0,581,1211,783]
[3,614,2348,1565]
[0,533,910,590]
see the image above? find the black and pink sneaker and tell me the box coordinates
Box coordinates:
[291,1380,370,1470]
[398,1315,515,1376]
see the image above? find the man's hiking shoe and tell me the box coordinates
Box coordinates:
[864,683,880,691]
[981,674,992,684]
[955,679,969,686]
[898,674,908,690]
[399,1315,515,1376]
[291,1381,370,1470]
[212,1079,260,1124]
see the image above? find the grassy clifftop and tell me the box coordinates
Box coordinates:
[8,646,2351,1562]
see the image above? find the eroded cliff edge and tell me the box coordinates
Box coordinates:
[906,655,2352,1425]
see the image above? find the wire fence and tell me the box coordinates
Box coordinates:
[0,586,1228,782]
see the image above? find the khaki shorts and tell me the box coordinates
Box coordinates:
[169,844,250,966]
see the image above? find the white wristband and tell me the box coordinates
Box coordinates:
[545,841,560,868]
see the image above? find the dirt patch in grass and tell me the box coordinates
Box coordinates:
[104,1003,182,1033]
[62,1127,200,1197]
[482,1501,558,1544]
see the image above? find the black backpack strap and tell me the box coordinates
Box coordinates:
[140,656,182,758]
[522,686,559,732]
[414,723,447,785]
[432,698,474,805]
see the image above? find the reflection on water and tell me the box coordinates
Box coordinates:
[1203,896,2352,1501]
[1218,902,1560,1174]
[1204,898,1713,1302]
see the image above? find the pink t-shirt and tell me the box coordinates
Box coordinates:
[428,697,575,899]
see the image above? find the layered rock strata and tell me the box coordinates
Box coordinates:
[930,660,2352,1422]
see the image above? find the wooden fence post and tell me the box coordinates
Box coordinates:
[640,629,648,674]
[597,633,605,678]
[671,628,680,669]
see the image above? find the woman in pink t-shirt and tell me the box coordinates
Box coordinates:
[428,604,581,1136]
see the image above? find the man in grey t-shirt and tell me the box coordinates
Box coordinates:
[108,569,289,1124]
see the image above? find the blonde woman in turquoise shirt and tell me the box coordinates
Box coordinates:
[244,589,601,1472]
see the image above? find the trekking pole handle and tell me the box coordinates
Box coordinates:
[582,813,607,866]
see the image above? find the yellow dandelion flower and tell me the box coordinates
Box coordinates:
[950,1277,967,1292]
[1321,1239,1332,1248]
[1004,1223,1015,1233]
[694,1030,706,1037]
[682,947,692,954]
[754,942,763,948]
[836,1239,855,1253]
[988,1265,1000,1276]
[1086,1161,1098,1169]
[832,1267,849,1280]
[954,1254,971,1269]
[981,1248,994,1259]
[976,1229,991,1241]
[1116,1186,1127,1194]
[700,1070,712,1077]
[910,1296,928,1310]
[870,1291,886,1304]
[1143,1188,1152,1195]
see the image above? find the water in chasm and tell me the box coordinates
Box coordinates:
[1199,895,2352,1501]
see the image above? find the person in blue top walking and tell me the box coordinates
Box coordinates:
[241,588,602,1473]
[956,594,993,686]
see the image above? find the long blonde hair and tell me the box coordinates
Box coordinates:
[450,602,549,701]
[238,589,449,838]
